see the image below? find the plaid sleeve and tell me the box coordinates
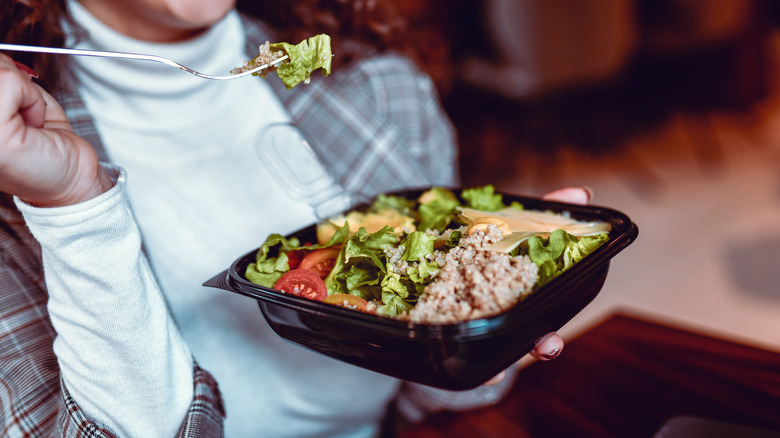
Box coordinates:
[172,365,225,438]
[281,55,458,197]
[0,195,225,437]
[0,194,60,438]
[58,364,225,438]
[278,54,460,198]
[241,14,459,198]
[355,55,460,190]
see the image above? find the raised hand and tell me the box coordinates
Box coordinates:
[0,55,112,207]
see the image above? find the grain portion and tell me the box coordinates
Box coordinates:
[405,225,539,324]
[230,42,285,77]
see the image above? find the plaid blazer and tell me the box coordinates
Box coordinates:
[0,13,458,437]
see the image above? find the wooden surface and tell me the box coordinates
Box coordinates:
[396,312,780,437]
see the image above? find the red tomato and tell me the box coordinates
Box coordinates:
[299,247,340,278]
[273,269,328,301]
[323,294,375,314]
[284,249,305,270]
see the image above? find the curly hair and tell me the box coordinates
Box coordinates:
[1,0,71,91]
[237,0,410,68]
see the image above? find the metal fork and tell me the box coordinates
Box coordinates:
[0,43,288,80]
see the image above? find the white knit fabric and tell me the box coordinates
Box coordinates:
[15,166,194,438]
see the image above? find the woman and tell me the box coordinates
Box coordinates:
[0,0,572,436]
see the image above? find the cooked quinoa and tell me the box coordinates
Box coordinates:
[384,245,408,274]
[404,225,539,324]
[230,41,285,77]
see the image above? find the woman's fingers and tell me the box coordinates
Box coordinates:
[530,332,564,361]
[542,186,593,205]
[13,61,39,79]
[39,82,73,129]
[482,331,564,386]
[18,85,47,129]
[0,56,47,129]
[0,54,112,207]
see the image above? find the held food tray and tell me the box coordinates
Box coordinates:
[204,189,638,390]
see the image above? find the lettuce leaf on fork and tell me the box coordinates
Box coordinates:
[235,34,332,89]
[270,34,332,89]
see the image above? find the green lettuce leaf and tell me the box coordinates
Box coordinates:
[269,34,332,89]
[379,295,414,318]
[407,258,440,284]
[379,268,416,317]
[323,226,397,297]
[417,187,460,232]
[563,232,610,269]
[419,203,460,232]
[342,238,385,274]
[381,269,410,300]
[527,229,609,285]
[371,194,416,216]
[462,185,505,211]
[399,231,436,262]
[376,232,439,314]
[245,233,301,287]
[334,262,382,300]
[356,226,399,252]
[325,221,351,247]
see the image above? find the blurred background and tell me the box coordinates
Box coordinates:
[400,0,780,350]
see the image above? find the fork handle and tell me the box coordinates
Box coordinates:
[1,43,289,80]
[0,43,175,66]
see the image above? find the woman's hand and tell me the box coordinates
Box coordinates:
[0,55,112,207]
[484,186,593,385]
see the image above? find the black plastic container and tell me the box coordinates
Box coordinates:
[204,189,638,390]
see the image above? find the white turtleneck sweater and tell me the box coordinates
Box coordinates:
[15,1,405,437]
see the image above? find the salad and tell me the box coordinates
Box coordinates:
[231,34,332,89]
[245,186,611,324]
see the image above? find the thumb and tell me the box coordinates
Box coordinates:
[11,77,47,129]
[37,83,75,131]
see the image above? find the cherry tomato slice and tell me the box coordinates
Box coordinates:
[322,293,375,314]
[284,249,305,270]
[299,247,340,278]
[273,269,328,301]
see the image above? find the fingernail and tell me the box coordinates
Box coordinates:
[535,333,553,346]
[581,186,594,203]
[14,61,39,79]
[541,348,561,360]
